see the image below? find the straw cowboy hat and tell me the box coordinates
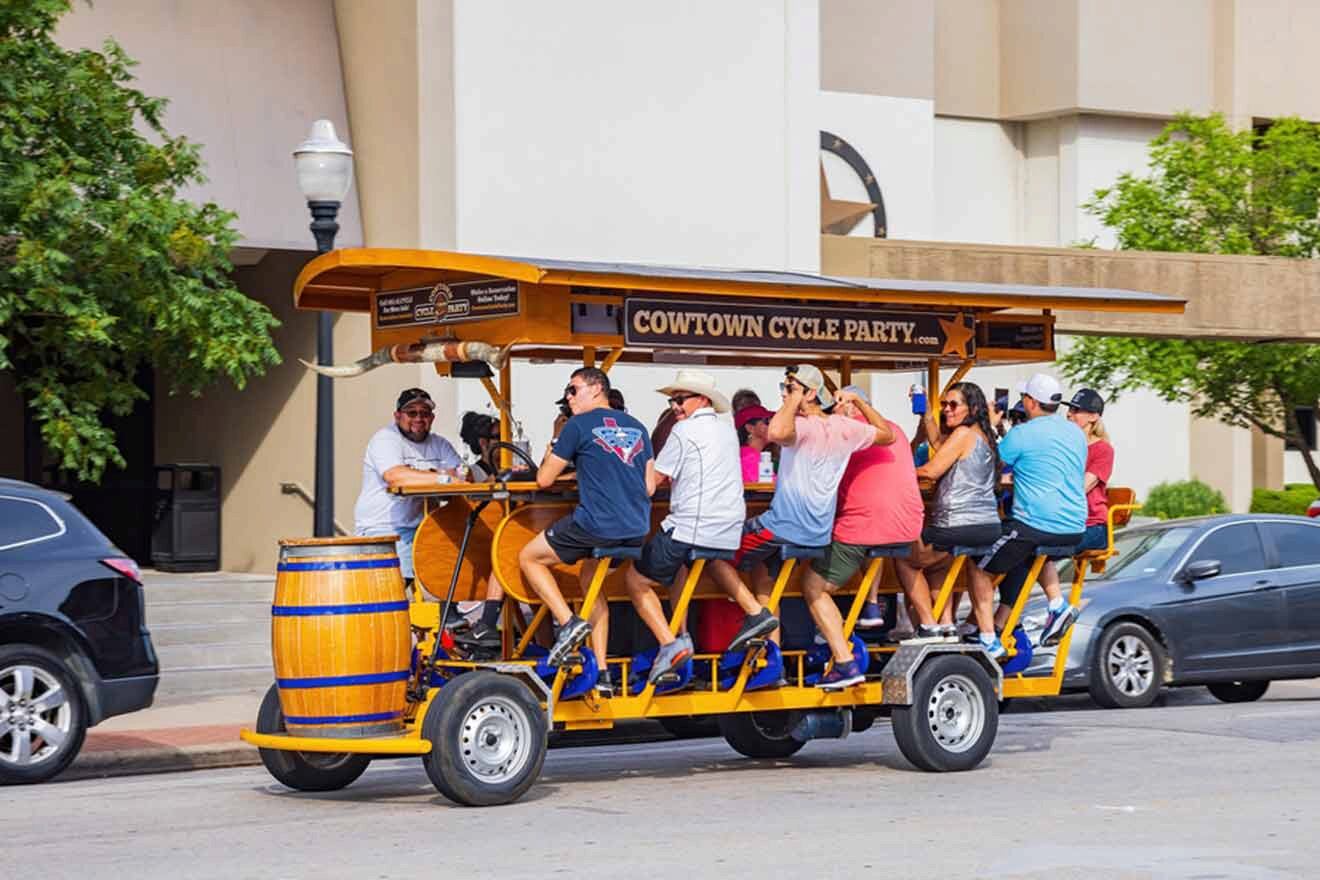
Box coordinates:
[656,369,731,413]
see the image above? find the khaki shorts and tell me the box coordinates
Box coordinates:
[810,540,871,587]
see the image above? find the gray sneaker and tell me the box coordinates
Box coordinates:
[649,635,694,684]
[547,615,591,666]
[727,609,779,654]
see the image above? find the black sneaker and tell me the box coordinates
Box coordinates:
[594,670,616,697]
[727,609,779,654]
[547,615,591,666]
[451,620,501,648]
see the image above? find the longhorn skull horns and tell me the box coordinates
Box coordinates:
[300,340,513,378]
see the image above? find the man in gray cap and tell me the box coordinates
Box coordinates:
[708,364,894,660]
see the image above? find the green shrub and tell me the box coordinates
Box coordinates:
[1143,480,1228,520]
[1250,483,1319,516]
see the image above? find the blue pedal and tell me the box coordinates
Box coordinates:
[530,644,600,699]
[718,641,784,691]
[804,635,869,686]
[1001,627,1034,674]
[628,647,694,694]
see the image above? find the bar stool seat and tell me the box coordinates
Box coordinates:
[866,543,913,559]
[950,545,997,559]
[591,545,643,561]
[687,547,736,562]
[779,544,827,561]
[1037,544,1080,559]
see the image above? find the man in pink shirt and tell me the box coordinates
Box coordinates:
[802,385,922,690]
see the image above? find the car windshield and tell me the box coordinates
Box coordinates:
[1058,526,1195,582]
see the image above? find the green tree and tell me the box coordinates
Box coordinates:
[0,0,279,481]
[1061,113,1320,492]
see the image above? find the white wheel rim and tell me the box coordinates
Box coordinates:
[459,695,532,785]
[1106,635,1154,696]
[926,673,985,754]
[0,664,73,768]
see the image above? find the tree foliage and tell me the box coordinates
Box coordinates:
[1061,113,1320,492]
[0,0,279,481]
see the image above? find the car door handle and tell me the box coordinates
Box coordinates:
[1255,578,1273,587]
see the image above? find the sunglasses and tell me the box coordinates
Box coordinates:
[744,417,769,427]
[940,400,965,411]
[400,408,434,419]
[564,385,579,398]
[778,381,807,394]
[668,393,698,407]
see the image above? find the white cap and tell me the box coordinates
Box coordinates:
[1016,373,1063,405]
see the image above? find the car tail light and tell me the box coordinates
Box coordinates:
[1308,500,1320,519]
[102,557,143,583]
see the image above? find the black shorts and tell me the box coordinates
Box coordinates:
[544,515,644,565]
[732,515,791,574]
[921,523,1002,552]
[980,520,1084,575]
[636,528,716,587]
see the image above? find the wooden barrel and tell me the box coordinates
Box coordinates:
[272,537,411,738]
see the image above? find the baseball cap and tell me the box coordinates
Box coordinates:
[396,388,434,411]
[1015,373,1063,405]
[734,404,775,430]
[1065,388,1106,415]
[840,384,871,405]
[786,364,834,409]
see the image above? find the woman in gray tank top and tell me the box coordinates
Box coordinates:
[894,382,1006,656]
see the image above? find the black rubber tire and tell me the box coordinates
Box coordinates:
[891,654,998,773]
[255,684,371,792]
[0,644,88,785]
[421,671,547,806]
[1088,622,1164,709]
[718,710,806,759]
[1207,680,1270,703]
[658,715,720,739]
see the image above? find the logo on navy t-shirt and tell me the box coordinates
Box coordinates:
[591,417,645,465]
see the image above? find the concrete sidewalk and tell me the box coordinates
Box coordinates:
[66,693,263,781]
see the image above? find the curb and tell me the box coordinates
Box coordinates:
[63,743,261,782]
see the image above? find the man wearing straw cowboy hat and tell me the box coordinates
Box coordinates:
[622,369,747,683]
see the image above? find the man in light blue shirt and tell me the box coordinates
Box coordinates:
[980,373,1086,646]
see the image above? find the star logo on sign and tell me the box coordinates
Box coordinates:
[938,314,974,358]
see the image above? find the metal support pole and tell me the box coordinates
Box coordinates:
[308,200,340,537]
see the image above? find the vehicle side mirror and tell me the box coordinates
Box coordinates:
[1180,560,1221,583]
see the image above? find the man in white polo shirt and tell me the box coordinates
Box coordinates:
[622,370,746,683]
[353,387,464,586]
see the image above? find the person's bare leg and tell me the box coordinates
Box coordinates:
[518,533,573,625]
[925,555,955,624]
[968,568,996,635]
[802,568,851,663]
[1039,560,1063,604]
[708,560,763,615]
[623,564,677,646]
[894,558,936,628]
[580,560,609,661]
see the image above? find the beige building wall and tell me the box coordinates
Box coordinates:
[934,0,1000,119]
[1189,415,1254,512]
[821,0,933,99]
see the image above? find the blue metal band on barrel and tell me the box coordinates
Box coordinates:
[276,670,411,688]
[277,558,400,572]
[271,601,409,617]
[283,710,404,724]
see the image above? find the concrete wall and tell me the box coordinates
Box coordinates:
[934,0,1000,119]
[57,0,363,251]
[935,117,1022,245]
[821,0,933,100]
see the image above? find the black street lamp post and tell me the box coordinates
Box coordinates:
[293,120,354,537]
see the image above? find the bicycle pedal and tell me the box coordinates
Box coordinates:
[561,652,584,666]
[743,638,768,650]
[653,672,680,685]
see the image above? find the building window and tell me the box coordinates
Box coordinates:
[1287,406,1317,452]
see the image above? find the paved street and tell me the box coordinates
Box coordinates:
[11,681,1320,879]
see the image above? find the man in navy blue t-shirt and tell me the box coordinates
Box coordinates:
[519,367,656,677]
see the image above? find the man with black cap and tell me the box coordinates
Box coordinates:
[353,388,464,585]
[979,373,1086,648]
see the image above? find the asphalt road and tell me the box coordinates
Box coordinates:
[11,682,1320,879]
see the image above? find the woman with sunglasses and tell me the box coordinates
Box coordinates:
[734,403,776,482]
[894,381,1006,657]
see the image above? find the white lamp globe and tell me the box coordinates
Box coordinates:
[293,119,354,203]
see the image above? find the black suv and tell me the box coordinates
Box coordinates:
[0,478,159,783]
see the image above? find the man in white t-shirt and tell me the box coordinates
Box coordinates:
[622,370,746,683]
[353,387,463,584]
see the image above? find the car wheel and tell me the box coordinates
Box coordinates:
[255,684,371,792]
[1207,681,1270,703]
[0,644,88,785]
[718,710,806,759]
[1089,622,1163,709]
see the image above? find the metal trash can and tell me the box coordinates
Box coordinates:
[151,464,221,572]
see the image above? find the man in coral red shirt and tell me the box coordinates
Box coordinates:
[800,385,921,689]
